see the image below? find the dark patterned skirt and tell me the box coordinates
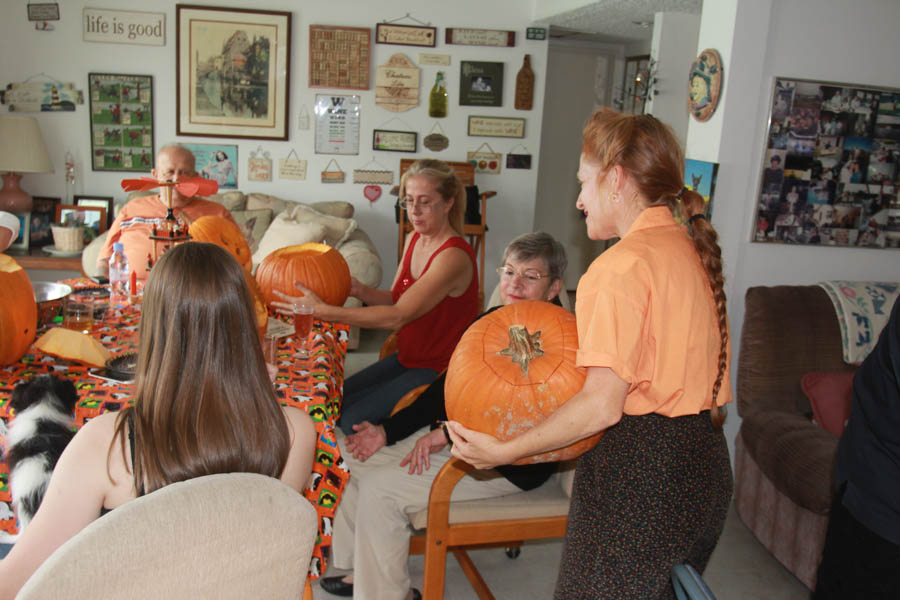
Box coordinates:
[554,411,732,600]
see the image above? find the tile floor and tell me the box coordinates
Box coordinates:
[316,329,812,599]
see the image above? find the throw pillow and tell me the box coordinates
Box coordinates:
[291,204,357,248]
[801,370,855,437]
[245,193,355,219]
[246,193,293,217]
[206,191,247,212]
[231,208,273,254]
[252,212,328,266]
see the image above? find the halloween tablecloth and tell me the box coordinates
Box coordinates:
[0,278,349,578]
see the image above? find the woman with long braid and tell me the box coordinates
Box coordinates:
[447,109,733,599]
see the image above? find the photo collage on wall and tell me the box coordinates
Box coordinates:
[754,78,900,248]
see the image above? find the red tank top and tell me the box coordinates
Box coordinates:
[391,233,478,371]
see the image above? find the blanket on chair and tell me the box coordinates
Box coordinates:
[818,281,899,364]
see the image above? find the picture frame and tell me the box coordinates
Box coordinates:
[30,196,60,247]
[75,195,115,228]
[375,23,436,47]
[309,25,371,90]
[314,94,361,155]
[183,142,239,189]
[753,77,900,249]
[373,129,417,153]
[87,73,154,172]
[467,116,525,138]
[460,61,503,107]
[10,212,30,251]
[445,28,515,47]
[56,204,107,240]
[176,5,291,140]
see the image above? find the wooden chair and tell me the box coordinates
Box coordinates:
[395,158,495,310]
[386,385,572,600]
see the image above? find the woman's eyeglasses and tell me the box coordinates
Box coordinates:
[496,266,549,284]
[399,197,440,212]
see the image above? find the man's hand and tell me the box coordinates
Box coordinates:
[344,421,387,462]
[399,428,449,475]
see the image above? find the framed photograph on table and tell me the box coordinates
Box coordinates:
[30,196,60,247]
[56,205,107,241]
[176,5,291,140]
[75,195,115,228]
[10,212,30,251]
[87,73,154,172]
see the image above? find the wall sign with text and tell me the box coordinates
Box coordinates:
[83,8,165,46]
[467,116,525,138]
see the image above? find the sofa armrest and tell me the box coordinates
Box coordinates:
[338,229,382,289]
[740,410,838,514]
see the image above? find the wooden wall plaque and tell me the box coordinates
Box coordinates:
[445,27,515,47]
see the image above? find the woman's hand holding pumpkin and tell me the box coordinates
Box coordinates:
[344,421,386,462]
[399,428,448,475]
[271,283,324,316]
[446,421,516,470]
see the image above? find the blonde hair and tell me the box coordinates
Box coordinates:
[399,159,466,235]
[582,109,728,428]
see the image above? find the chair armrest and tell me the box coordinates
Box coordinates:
[379,331,399,360]
[480,191,496,200]
[425,458,477,531]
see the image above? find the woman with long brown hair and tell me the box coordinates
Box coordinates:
[448,109,733,598]
[0,243,316,599]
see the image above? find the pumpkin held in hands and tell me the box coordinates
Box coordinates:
[255,242,351,307]
[0,254,37,365]
[189,216,253,271]
[445,301,599,464]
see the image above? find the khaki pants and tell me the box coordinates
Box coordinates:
[332,427,521,600]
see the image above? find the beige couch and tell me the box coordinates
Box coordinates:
[82,191,383,349]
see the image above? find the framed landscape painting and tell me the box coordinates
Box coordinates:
[176,5,291,140]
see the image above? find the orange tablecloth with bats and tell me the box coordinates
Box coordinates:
[0,278,349,578]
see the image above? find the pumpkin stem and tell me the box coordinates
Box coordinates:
[497,325,544,375]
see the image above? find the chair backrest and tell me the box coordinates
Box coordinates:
[17,473,318,600]
[399,158,475,186]
[671,563,717,600]
[486,282,572,311]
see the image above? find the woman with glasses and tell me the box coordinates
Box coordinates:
[448,110,734,598]
[275,159,478,435]
[320,232,567,600]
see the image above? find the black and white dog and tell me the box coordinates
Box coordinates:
[2,375,78,539]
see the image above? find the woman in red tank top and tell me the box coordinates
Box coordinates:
[274,159,478,434]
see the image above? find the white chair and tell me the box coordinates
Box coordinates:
[17,473,318,600]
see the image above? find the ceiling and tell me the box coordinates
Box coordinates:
[543,0,702,44]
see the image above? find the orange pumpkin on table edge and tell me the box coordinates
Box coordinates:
[189,216,253,272]
[255,243,351,308]
[243,269,269,339]
[445,300,600,465]
[0,254,37,365]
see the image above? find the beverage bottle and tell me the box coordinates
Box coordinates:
[109,242,130,308]
[515,54,534,110]
[429,71,448,118]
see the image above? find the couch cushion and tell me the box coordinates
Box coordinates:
[245,193,355,219]
[206,191,247,212]
[252,213,329,265]
[801,371,855,437]
[291,204,357,248]
[740,410,838,514]
[231,208,273,254]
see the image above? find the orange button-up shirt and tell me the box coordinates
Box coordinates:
[575,206,732,417]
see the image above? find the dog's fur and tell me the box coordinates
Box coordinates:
[4,375,78,538]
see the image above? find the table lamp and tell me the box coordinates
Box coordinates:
[0,114,54,212]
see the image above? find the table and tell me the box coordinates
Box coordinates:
[0,278,349,577]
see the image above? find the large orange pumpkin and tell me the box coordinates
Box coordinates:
[0,254,38,365]
[255,243,351,307]
[445,301,599,464]
[243,268,268,338]
[189,216,252,271]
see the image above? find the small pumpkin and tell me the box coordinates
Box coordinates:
[189,216,252,271]
[255,242,351,307]
[445,300,599,464]
[33,327,112,367]
[0,254,37,365]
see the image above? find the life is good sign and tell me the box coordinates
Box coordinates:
[83,8,165,46]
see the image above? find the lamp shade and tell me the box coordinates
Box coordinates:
[0,115,54,174]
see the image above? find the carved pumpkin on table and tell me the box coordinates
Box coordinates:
[189,216,253,272]
[255,243,351,308]
[0,254,37,365]
[445,300,599,464]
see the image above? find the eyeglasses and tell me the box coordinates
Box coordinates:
[399,197,441,212]
[496,266,549,284]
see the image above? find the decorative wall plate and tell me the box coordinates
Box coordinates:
[688,48,723,122]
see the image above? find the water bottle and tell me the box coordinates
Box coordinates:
[109,242,130,308]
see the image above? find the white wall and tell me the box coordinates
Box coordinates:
[688,0,900,458]
[0,0,550,289]
[647,12,700,145]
